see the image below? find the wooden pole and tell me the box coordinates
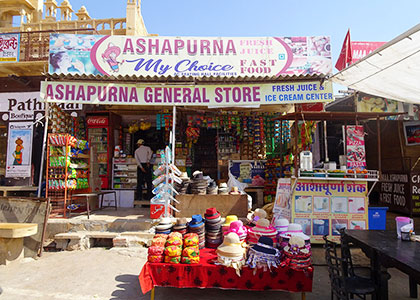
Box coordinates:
[376,116,382,177]
[38,197,50,257]
[37,91,49,198]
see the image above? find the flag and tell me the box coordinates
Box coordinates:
[335,29,352,71]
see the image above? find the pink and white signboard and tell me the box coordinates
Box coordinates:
[346,125,367,170]
[48,34,332,77]
[350,41,385,64]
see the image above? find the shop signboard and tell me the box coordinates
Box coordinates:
[41,80,334,107]
[5,122,33,178]
[291,179,369,243]
[0,92,82,121]
[346,125,366,170]
[273,178,292,221]
[412,173,420,215]
[403,121,420,146]
[350,41,385,64]
[48,34,332,77]
[229,160,266,185]
[0,33,20,63]
[378,172,411,215]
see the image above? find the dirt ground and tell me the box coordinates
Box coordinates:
[0,245,418,300]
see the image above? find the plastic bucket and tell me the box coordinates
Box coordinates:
[395,216,412,239]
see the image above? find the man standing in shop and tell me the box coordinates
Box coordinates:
[135,139,153,201]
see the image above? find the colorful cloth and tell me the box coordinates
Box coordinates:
[148,246,164,256]
[181,256,200,264]
[148,255,164,263]
[182,246,200,258]
[164,245,182,257]
[164,256,181,264]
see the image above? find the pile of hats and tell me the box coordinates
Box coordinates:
[174,172,190,194]
[206,180,218,195]
[222,215,238,234]
[247,208,267,227]
[155,217,173,235]
[218,182,229,195]
[182,233,200,264]
[188,214,206,249]
[172,217,188,235]
[147,234,167,263]
[246,236,281,272]
[247,218,278,247]
[279,223,311,252]
[216,232,247,276]
[204,208,223,248]
[190,171,208,195]
[273,217,289,243]
[280,235,312,271]
[164,232,183,264]
[224,220,247,242]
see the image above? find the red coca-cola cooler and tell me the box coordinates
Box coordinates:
[86,112,121,189]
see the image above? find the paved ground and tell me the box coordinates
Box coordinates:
[0,210,419,299]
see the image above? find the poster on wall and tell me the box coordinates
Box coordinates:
[273,178,292,221]
[292,179,369,243]
[346,125,366,170]
[229,160,266,185]
[5,122,33,178]
[403,121,420,146]
[0,33,20,63]
[48,34,332,77]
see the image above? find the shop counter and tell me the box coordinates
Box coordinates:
[139,248,313,299]
[174,194,248,218]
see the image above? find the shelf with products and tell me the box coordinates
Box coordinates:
[112,157,137,190]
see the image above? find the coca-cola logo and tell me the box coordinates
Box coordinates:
[87,117,108,126]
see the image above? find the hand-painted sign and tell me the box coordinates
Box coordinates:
[0,33,20,63]
[346,125,366,170]
[40,81,334,107]
[6,122,33,178]
[48,34,332,77]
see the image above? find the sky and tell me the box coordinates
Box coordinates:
[63,0,420,72]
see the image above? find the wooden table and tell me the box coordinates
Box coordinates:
[343,229,420,299]
[71,191,117,219]
[0,186,37,197]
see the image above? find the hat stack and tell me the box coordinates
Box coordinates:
[206,180,218,195]
[216,232,247,276]
[172,217,188,235]
[148,234,168,263]
[247,208,267,227]
[246,236,281,272]
[164,234,183,264]
[190,172,208,195]
[182,233,200,264]
[155,217,173,235]
[222,215,238,234]
[224,220,247,242]
[204,208,223,248]
[175,172,190,194]
[273,218,289,243]
[218,182,229,195]
[247,218,278,247]
[188,214,206,249]
[281,235,312,271]
[279,223,311,251]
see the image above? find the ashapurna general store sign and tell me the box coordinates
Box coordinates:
[41,81,334,106]
[48,34,333,77]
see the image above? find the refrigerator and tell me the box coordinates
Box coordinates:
[86,112,121,189]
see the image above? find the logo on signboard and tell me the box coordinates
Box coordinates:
[87,116,108,126]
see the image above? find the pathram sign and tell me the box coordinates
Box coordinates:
[0,92,82,121]
[48,34,333,77]
[41,81,334,106]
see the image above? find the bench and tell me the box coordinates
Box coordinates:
[71,191,117,219]
[0,223,38,265]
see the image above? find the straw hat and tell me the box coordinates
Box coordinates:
[280,223,310,240]
[180,172,189,180]
[204,207,221,220]
[136,139,144,145]
[273,218,289,233]
[216,232,245,257]
[223,215,238,227]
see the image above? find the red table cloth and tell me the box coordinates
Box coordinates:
[139,248,313,294]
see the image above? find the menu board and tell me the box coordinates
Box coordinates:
[291,179,369,243]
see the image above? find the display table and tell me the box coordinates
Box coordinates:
[139,248,313,300]
[174,194,248,218]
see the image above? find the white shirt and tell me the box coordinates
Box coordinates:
[135,145,153,165]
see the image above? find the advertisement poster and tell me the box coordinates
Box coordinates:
[229,160,266,185]
[48,34,332,77]
[273,178,292,220]
[346,125,366,170]
[6,122,33,178]
[350,41,385,64]
[41,80,333,107]
[403,121,420,146]
[292,179,369,243]
[0,33,20,63]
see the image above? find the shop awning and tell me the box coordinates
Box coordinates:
[274,111,405,121]
[330,23,420,104]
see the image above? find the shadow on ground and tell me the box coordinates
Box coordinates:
[111,274,147,300]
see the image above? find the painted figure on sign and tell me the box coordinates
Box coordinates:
[13,137,24,165]
[102,43,125,72]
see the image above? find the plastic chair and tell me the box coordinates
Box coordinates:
[323,235,376,300]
